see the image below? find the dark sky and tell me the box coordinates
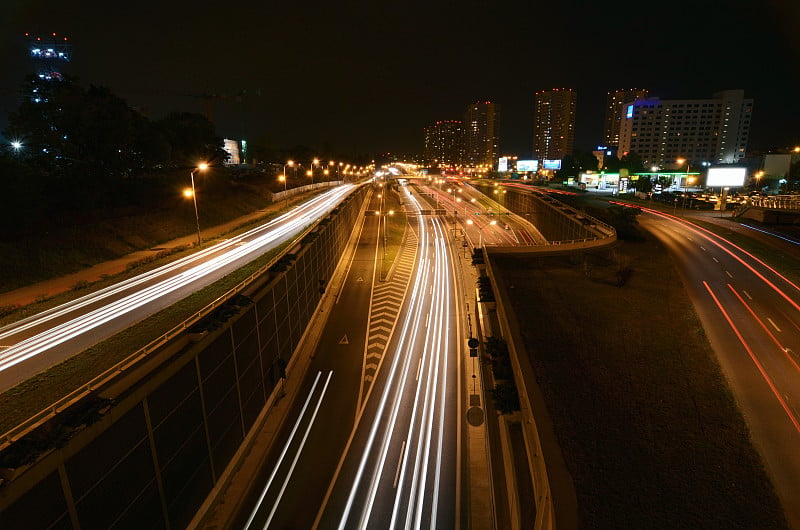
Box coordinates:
[2,0,798,158]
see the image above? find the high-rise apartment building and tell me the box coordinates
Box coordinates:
[463,101,498,167]
[533,89,576,161]
[618,89,753,168]
[423,120,464,167]
[603,88,648,147]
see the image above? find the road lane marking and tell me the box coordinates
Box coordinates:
[244,371,330,529]
[704,282,800,434]
[712,257,719,263]
[394,440,407,489]
[743,290,752,300]
[725,271,733,278]
[416,358,423,381]
[768,318,782,332]
[264,371,334,528]
[700,246,706,251]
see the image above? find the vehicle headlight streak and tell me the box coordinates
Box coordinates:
[338,192,453,529]
[0,186,355,374]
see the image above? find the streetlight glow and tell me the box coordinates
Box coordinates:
[188,163,209,246]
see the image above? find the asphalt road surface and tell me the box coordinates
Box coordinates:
[638,205,800,528]
[241,184,465,529]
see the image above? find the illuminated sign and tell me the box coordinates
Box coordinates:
[706,167,746,187]
[626,104,634,119]
[517,160,538,172]
[498,157,508,172]
[543,159,562,170]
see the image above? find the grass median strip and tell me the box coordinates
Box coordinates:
[492,236,787,528]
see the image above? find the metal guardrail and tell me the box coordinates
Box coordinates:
[742,195,800,210]
[0,223,318,450]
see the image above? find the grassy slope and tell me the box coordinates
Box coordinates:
[493,238,787,528]
[0,168,287,292]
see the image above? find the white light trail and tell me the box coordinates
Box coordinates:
[0,186,354,376]
[337,188,455,529]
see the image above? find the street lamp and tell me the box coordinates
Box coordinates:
[306,169,314,184]
[188,162,208,246]
[755,170,764,192]
[278,174,288,208]
[467,219,496,248]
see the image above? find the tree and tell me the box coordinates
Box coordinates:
[156,112,227,166]
[620,151,646,173]
[603,154,622,172]
[578,151,600,172]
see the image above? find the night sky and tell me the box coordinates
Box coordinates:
[2,0,798,158]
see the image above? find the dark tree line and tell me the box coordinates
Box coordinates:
[3,75,227,182]
[0,76,231,226]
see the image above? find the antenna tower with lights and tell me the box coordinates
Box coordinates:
[26,32,72,84]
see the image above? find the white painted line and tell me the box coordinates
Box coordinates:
[416,358,423,381]
[743,290,752,300]
[725,271,733,278]
[712,257,719,263]
[244,371,326,529]
[394,441,407,489]
[768,318,782,332]
[700,246,706,251]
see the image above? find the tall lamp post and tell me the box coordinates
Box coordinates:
[282,160,294,208]
[187,162,208,246]
[467,219,496,248]
[278,174,288,208]
[677,158,691,209]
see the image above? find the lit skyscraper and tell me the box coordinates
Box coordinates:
[618,89,753,167]
[533,89,576,161]
[423,120,464,167]
[463,101,498,168]
[603,88,648,147]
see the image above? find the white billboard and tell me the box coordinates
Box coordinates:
[498,157,508,172]
[706,167,746,187]
[517,159,538,172]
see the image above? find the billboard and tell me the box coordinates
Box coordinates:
[706,167,746,187]
[498,157,508,172]
[626,104,634,119]
[543,159,562,170]
[517,159,538,172]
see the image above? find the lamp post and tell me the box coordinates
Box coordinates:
[278,174,288,208]
[467,219,496,248]
[282,160,294,208]
[754,170,764,193]
[188,162,208,246]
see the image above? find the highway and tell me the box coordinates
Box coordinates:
[0,185,356,392]
[241,182,464,529]
[415,179,545,247]
[631,204,800,527]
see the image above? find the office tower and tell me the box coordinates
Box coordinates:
[618,89,753,167]
[603,88,648,147]
[423,120,464,167]
[463,101,498,168]
[533,89,576,161]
